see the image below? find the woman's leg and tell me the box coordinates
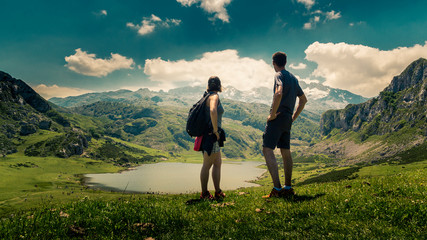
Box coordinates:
[200,151,213,193]
[211,151,222,192]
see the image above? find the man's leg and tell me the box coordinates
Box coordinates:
[280,148,293,187]
[263,147,281,189]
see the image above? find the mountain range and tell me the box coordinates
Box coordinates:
[1,58,425,165]
[0,70,320,161]
[49,80,368,115]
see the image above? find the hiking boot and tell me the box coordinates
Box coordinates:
[262,188,284,198]
[282,188,295,198]
[200,191,213,200]
[214,189,226,200]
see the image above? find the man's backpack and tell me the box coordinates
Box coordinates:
[186,92,213,137]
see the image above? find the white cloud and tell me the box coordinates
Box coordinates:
[304,41,427,97]
[177,0,232,23]
[299,77,320,84]
[94,10,107,16]
[303,87,329,100]
[303,16,320,29]
[289,63,307,70]
[32,84,93,99]
[127,14,181,35]
[297,0,315,10]
[144,49,274,91]
[326,10,341,20]
[65,48,135,77]
[314,16,320,22]
[303,22,312,30]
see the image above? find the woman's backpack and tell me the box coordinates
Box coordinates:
[186,92,213,137]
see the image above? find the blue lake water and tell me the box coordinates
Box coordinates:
[84,161,266,194]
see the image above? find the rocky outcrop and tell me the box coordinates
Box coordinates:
[19,122,37,136]
[320,58,427,137]
[24,131,89,158]
[0,71,51,113]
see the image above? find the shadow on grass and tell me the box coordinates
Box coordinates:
[296,167,361,187]
[289,193,325,202]
[185,198,204,205]
[185,193,325,205]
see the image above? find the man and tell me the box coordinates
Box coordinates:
[262,51,307,198]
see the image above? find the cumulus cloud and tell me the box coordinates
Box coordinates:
[33,84,93,99]
[303,10,341,29]
[65,48,135,77]
[127,14,181,36]
[289,63,307,70]
[304,41,427,97]
[177,0,232,23]
[297,0,315,9]
[144,49,274,91]
[326,10,341,20]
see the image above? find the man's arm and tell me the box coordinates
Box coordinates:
[268,85,283,122]
[292,94,307,122]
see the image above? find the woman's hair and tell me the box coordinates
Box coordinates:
[207,76,222,92]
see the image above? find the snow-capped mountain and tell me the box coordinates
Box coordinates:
[221,82,368,114]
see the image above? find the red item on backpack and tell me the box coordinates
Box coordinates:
[194,136,203,151]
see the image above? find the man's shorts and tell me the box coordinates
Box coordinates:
[262,112,293,149]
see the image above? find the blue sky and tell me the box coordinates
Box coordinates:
[1,0,427,98]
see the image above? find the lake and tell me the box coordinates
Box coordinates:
[84,161,266,194]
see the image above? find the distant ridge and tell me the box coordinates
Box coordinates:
[49,82,368,115]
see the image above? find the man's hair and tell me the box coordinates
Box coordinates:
[207,76,222,92]
[272,52,287,67]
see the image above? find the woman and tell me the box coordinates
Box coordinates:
[199,76,226,200]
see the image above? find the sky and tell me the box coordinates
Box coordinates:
[1,0,427,99]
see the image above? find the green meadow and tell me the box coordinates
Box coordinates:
[1,134,426,239]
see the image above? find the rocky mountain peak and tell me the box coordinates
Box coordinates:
[320,58,426,137]
[0,71,51,113]
[383,58,427,93]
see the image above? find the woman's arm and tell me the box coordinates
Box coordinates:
[209,94,220,140]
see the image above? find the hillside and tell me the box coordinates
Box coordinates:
[69,99,320,159]
[0,70,320,161]
[312,58,427,164]
[0,71,169,165]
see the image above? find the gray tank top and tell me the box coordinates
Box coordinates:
[205,92,224,128]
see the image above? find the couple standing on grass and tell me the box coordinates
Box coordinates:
[198,51,308,200]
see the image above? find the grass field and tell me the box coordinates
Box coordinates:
[0,159,425,239]
[1,131,426,239]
